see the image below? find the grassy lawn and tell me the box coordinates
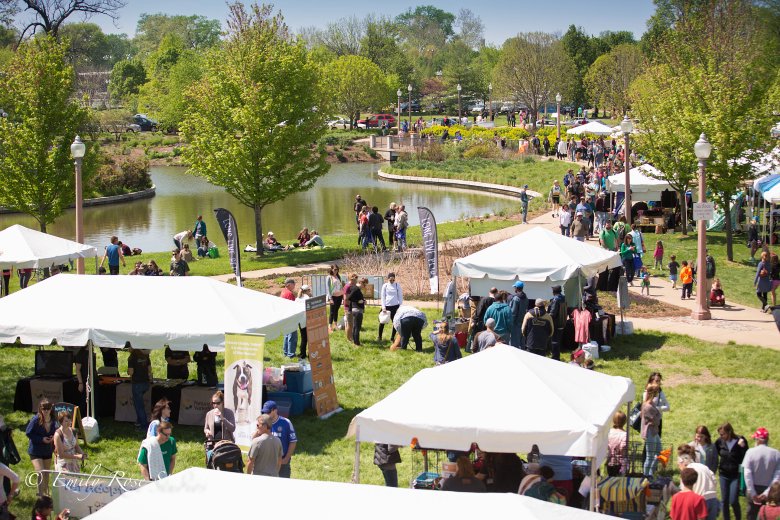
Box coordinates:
[385,156,568,215]
[1,304,777,516]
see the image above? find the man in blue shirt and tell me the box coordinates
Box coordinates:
[99,235,125,275]
[262,400,298,478]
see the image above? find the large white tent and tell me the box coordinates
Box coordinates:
[451,227,621,303]
[566,121,614,136]
[0,224,97,269]
[0,274,305,349]
[606,164,673,201]
[349,345,634,457]
[85,468,613,519]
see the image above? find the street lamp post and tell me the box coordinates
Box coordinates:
[555,92,562,142]
[407,84,412,128]
[71,136,86,275]
[620,116,634,225]
[457,83,462,120]
[435,70,443,112]
[488,83,493,121]
[397,88,402,134]
[692,133,713,321]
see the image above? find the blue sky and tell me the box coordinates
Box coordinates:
[90,0,656,44]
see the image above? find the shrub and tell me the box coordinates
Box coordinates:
[420,124,530,141]
[462,142,502,159]
[89,156,151,197]
[335,151,347,162]
[362,145,378,159]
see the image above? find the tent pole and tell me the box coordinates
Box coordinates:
[589,456,598,511]
[87,340,94,418]
[352,429,360,484]
[626,401,632,472]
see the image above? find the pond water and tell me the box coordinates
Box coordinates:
[0,163,516,252]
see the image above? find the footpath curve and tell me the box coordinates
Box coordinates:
[377,169,541,199]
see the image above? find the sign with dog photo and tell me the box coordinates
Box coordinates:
[224,333,264,452]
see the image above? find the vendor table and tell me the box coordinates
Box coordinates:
[113,380,186,423]
[178,385,217,426]
[14,376,80,413]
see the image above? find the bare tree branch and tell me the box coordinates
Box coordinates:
[11,0,126,38]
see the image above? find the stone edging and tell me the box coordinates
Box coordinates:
[0,185,156,214]
[377,170,542,199]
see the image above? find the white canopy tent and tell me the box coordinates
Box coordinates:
[566,121,614,136]
[348,345,635,509]
[606,164,673,202]
[451,227,621,305]
[85,468,613,519]
[0,274,305,349]
[0,224,97,269]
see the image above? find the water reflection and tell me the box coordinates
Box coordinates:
[0,163,515,252]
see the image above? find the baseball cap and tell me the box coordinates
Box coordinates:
[261,401,278,414]
[752,427,769,440]
[267,231,274,235]
[513,281,524,289]
[523,184,529,188]
[301,284,310,291]
[535,299,547,308]
[576,211,583,216]
[551,285,562,293]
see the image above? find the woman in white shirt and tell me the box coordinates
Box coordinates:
[379,272,403,342]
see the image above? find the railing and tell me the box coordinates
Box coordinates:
[371,134,535,156]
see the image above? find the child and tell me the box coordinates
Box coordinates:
[709,278,725,306]
[680,260,693,299]
[653,240,664,270]
[668,255,680,289]
[639,266,651,295]
[670,467,707,520]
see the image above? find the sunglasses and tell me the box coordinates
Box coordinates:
[212,401,222,406]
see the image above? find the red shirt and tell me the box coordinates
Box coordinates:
[280,288,295,301]
[671,490,707,520]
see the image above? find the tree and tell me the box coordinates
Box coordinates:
[108,58,146,100]
[359,16,413,84]
[181,3,329,256]
[133,13,221,56]
[455,8,484,50]
[395,5,455,75]
[299,15,364,56]
[0,36,92,232]
[324,55,390,127]
[2,0,126,39]
[493,33,576,129]
[561,25,599,109]
[584,43,643,117]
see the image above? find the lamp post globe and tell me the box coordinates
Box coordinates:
[555,92,562,141]
[397,89,402,134]
[71,136,86,275]
[407,84,412,127]
[457,83,462,119]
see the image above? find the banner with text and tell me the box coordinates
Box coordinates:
[306,296,341,418]
[214,208,243,287]
[417,206,439,294]
[51,470,148,519]
[224,333,265,452]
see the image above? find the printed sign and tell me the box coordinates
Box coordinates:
[51,470,148,519]
[224,333,265,452]
[29,378,65,411]
[417,207,439,294]
[693,202,715,221]
[306,296,341,418]
[178,386,215,426]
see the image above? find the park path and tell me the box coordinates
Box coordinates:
[212,179,779,351]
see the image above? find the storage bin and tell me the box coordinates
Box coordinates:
[266,391,306,416]
[284,370,313,394]
[276,399,293,418]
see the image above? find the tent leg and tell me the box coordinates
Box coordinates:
[589,456,598,512]
[352,431,360,484]
[626,400,632,473]
[87,340,94,418]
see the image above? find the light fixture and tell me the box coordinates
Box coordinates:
[71,135,86,159]
[397,89,402,97]
[620,116,633,135]
[457,84,461,92]
[555,92,562,103]
[694,133,712,160]
[407,84,412,93]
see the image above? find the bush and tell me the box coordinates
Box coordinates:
[89,156,152,197]
[335,151,347,162]
[462,142,502,159]
[420,124,530,141]
[362,145,378,159]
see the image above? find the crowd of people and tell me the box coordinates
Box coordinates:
[353,195,408,252]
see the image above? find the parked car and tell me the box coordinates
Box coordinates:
[399,100,421,112]
[125,123,142,133]
[327,118,350,129]
[356,113,396,129]
[132,114,158,132]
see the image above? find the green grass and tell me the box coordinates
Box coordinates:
[385,156,567,214]
[1,309,777,516]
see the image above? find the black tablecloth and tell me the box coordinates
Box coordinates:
[13,377,80,413]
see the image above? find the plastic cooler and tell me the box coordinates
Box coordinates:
[266,391,306,416]
[284,370,313,394]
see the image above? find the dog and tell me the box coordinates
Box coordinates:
[232,362,253,424]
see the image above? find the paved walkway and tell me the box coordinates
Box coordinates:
[213,187,779,350]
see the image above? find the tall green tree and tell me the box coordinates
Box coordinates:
[133,13,221,56]
[324,55,390,127]
[181,3,329,256]
[0,36,92,232]
[59,22,132,68]
[584,43,643,117]
[108,59,146,100]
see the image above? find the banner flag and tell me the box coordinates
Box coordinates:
[417,206,439,294]
[214,208,242,287]
[224,333,265,452]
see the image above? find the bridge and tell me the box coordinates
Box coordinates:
[368,134,530,161]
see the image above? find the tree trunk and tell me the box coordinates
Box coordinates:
[680,190,688,236]
[254,204,264,257]
[723,195,734,261]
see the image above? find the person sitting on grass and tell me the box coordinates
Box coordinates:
[197,236,214,257]
[180,243,195,262]
[303,230,324,248]
[264,232,285,252]
[297,228,311,248]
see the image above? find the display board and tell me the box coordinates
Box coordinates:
[306,296,342,418]
[224,333,264,452]
[53,402,87,446]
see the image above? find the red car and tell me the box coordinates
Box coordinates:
[357,113,396,129]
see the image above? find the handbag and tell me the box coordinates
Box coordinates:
[378,310,391,325]
[633,254,643,270]
[628,402,642,432]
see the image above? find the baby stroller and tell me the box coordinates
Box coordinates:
[207,440,244,473]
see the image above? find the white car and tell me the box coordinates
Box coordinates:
[327,118,350,129]
[125,123,142,133]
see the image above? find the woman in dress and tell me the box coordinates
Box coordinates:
[715,422,748,520]
[326,265,344,333]
[640,383,662,477]
[53,411,86,473]
[25,399,57,496]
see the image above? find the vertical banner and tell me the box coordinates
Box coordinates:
[223,333,264,452]
[213,208,243,287]
[306,295,342,418]
[417,206,439,294]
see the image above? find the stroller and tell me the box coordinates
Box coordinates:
[207,440,244,473]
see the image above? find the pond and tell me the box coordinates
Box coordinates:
[0,163,516,252]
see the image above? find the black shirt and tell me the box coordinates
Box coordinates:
[384,209,396,229]
[164,347,190,380]
[193,348,218,386]
[128,352,151,383]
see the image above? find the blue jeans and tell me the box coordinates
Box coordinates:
[132,381,149,427]
[643,433,661,476]
[705,497,720,520]
[279,462,291,478]
[521,203,529,222]
[381,467,398,487]
[720,475,741,520]
[283,331,298,358]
